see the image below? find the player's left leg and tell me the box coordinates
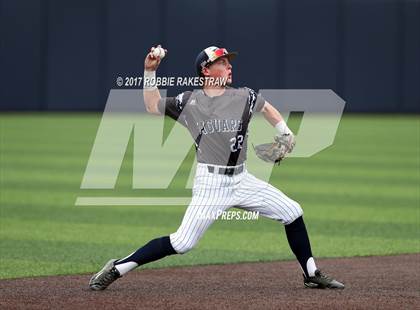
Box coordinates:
[235,172,344,289]
[234,172,314,274]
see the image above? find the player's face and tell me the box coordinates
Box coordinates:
[205,57,232,85]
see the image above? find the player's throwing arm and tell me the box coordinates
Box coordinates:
[143,45,167,115]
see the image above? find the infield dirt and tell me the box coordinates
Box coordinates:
[1,254,418,309]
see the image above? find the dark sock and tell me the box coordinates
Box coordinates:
[115,236,177,266]
[284,216,313,277]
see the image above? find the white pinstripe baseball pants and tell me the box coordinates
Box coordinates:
[170,163,303,254]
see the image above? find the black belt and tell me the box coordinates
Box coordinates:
[207,164,244,176]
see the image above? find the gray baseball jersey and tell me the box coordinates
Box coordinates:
[158,87,266,166]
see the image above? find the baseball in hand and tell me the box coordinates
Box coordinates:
[152,47,166,58]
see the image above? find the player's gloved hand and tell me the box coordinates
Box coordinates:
[277,132,296,154]
[253,133,295,164]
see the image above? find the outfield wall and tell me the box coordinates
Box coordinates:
[1,0,419,112]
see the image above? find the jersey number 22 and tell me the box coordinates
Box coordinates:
[230,135,244,152]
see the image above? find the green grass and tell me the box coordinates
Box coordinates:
[0,113,419,279]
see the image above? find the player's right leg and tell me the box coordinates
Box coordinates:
[89,164,232,290]
[88,200,213,291]
[169,163,234,253]
[169,193,230,254]
[89,200,227,291]
[89,235,177,291]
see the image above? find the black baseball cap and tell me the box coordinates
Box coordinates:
[195,46,238,76]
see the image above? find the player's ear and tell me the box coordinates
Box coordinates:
[202,66,210,77]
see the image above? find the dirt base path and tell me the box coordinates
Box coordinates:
[1,254,419,309]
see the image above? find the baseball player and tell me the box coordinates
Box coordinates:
[89,45,344,290]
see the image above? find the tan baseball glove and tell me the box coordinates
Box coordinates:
[253,134,296,164]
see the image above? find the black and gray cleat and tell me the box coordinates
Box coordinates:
[303,269,345,289]
[89,259,121,291]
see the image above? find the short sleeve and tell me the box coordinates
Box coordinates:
[254,93,266,112]
[157,91,191,121]
[245,87,265,113]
